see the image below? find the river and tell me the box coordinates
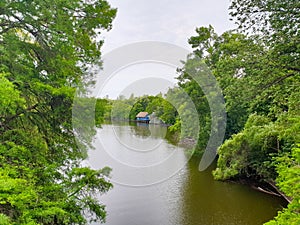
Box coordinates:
[87,123,286,225]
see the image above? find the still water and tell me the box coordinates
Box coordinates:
[88,123,286,225]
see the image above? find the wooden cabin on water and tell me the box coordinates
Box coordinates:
[135,112,150,123]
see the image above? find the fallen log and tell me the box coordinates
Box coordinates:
[257,187,281,197]
[267,181,292,204]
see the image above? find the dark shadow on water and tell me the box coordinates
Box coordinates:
[179,157,287,225]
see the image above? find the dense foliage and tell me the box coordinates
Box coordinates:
[178,0,299,224]
[0,0,116,224]
[126,1,300,222]
[264,146,300,225]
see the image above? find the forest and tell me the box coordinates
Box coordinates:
[1,0,299,224]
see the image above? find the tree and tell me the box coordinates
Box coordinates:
[0,0,116,224]
[230,0,300,38]
[129,96,150,120]
[208,1,300,223]
[265,146,300,225]
[95,98,110,126]
[181,1,299,222]
[111,100,132,120]
[212,112,299,181]
[211,0,300,181]
[229,0,300,96]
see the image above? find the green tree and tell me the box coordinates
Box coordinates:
[211,0,300,180]
[181,1,300,222]
[95,98,110,126]
[229,0,300,117]
[265,146,300,225]
[212,113,290,181]
[145,96,164,115]
[110,100,132,120]
[209,0,300,223]
[129,96,150,120]
[0,0,116,224]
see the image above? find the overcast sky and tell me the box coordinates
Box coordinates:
[97,0,236,99]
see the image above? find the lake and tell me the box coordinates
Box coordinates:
[87,123,286,225]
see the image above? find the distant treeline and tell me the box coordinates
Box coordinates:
[95,93,177,124]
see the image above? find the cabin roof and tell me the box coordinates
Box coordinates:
[136,112,149,118]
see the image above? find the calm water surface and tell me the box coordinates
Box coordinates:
[88,123,286,225]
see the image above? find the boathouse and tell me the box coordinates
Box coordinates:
[136,112,150,123]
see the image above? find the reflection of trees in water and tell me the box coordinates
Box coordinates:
[131,123,168,139]
[132,123,151,138]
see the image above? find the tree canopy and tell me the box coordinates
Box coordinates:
[179,1,299,224]
[0,0,116,224]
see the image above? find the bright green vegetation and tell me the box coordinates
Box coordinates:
[0,1,116,224]
[264,146,300,225]
[176,0,299,224]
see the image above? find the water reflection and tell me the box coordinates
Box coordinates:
[133,122,151,137]
[131,123,168,139]
[88,123,189,186]
[179,158,286,225]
